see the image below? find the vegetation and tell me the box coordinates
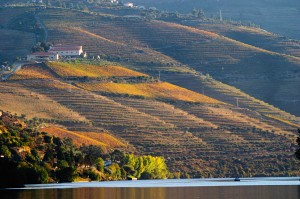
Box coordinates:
[1,5,300,179]
[0,112,169,187]
[0,82,87,121]
[40,126,126,149]
[31,42,52,53]
[46,62,147,78]
[77,82,222,103]
[10,64,57,80]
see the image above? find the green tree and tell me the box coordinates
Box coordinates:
[56,166,78,182]
[80,145,103,166]
[18,164,49,184]
[106,163,121,180]
[110,149,125,165]
[95,157,104,172]
[140,171,154,179]
[83,168,101,181]
[0,145,12,158]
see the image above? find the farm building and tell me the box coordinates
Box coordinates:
[27,52,59,61]
[48,45,84,57]
[27,45,86,61]
[124,2,134,8]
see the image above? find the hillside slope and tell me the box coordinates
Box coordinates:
[3,62,299,177]
[30,7,300,116]
[131,0,300,40]
[1,6,300,177]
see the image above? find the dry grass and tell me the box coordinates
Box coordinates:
[0,83,87,121]
[77,82,222,103]
[40,126,126,148]
[47,62,147,78]
[265,115,300,129]
[159,21,219,39]
[67,26,125,46]
[10,64,57,80]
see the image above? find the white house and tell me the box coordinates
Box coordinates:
[124,2,134,8]
[27,52,59,61]
[48,45,84,57]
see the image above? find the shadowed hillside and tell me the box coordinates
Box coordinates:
[131,0,300,40]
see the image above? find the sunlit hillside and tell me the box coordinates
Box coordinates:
[10,63,57,80]
[77,82,222,103]
[28,7,300,116]
[47,61,148,78]
[2,60,300,177]
[40,126,126,150]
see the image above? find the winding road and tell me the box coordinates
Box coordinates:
[1,61,27,81]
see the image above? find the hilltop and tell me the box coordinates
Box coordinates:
[131,0,300,40]
[1,5,300,177]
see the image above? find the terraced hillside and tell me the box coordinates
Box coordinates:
[160,72,300,129]
[1,6,300,177]
[3,62,299,177]
[77,82,221,103]
[28,7,300,116]
[10,63,58,80]
[0,29,34,62]
[46,61,147,78]
[133,0,300,40]
[198,23,300,58]
[0,7,37,62]
[100,19,300,117]
[40,126,126,152]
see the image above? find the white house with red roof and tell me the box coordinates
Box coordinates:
[48,45,84,57]
[27,52,59,61]
[27,45,86,61]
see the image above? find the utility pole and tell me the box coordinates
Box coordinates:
[202,86,205,95]
[68,80,72,93]
[219,9,223,21]
[158,71,161,82]
[236,98,239,108]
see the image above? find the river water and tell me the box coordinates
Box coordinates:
[1,177,300,199]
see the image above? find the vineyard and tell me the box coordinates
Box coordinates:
[77,81,221,103]
[46,61,147,78]
[10,64,58,80]
[1,6,300,177]
[40,126,126,151]
[2,63,300,177]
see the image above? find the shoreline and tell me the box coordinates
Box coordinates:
[6,177,300,190]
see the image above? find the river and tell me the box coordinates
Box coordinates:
[1,177,300,199]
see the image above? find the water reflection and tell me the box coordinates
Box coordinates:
[1,186,299,199]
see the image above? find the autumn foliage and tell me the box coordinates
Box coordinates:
[77,82,221,103]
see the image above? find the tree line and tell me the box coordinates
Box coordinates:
[0,112,169,188]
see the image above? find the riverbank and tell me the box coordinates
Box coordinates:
[9,177,300,190]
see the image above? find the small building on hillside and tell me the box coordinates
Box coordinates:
[27,44,86,61]
[124,2,134,8]
[48,45,84,57]
[110,0,119,4]
[27,52,59,61]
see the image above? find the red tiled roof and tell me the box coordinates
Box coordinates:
[49,45,82,51]
[30,52,56,56]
